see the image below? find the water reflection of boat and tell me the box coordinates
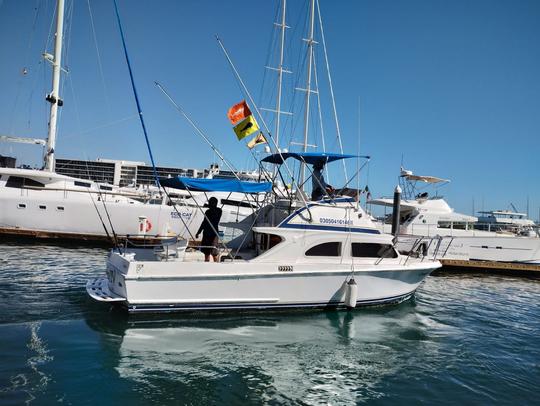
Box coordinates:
[82,304,428,404]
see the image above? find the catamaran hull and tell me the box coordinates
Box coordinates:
[87,259,439,313]
[0,187,249,243]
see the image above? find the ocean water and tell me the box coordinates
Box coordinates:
[0,243,538,405]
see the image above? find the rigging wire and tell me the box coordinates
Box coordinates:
[315,0,347,180]
[7,0,41,135]
[86,0,112,119]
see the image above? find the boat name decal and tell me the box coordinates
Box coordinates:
[319,217,353,226]
[171,211,192,219]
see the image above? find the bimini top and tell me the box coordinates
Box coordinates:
[261,152,359,166]
[159,176,272,193]
[400,168,449,184]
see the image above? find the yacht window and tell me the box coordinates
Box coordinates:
[74,181,91,188]
[438,221,452,229]
[6,176,45,188]
[351,243,398,258]
[258,233,283,251]
[39,205,46,210]
[18,203,26,209]
[57,206,65,211]
[305,242,342,257]
[99,185,113,191]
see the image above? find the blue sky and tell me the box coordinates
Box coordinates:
[0,0,539,218]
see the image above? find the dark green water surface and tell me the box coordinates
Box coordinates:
[0,243,538,405]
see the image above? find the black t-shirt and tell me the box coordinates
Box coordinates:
[201,207,222,238]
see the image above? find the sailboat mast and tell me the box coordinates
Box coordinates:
[299,0,316,190]
[44,0,65,172]
[274,0,287,148]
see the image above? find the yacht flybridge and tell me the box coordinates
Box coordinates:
[369,168,540,264]
[87,153,441,313]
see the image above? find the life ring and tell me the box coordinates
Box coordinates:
[139,220,152,233]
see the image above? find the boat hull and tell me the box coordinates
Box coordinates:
[88,255,439,313]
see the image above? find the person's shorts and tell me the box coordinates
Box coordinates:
[201,236,218,256]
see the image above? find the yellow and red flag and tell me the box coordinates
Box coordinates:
[227,100,252,125]
[247,133,267,149]
[233,115,260,140]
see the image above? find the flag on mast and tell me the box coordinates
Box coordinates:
[233,115,260,140]
[247,133,267,149]
[227,100,252,125]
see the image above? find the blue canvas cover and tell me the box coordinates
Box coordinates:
[261,152,358,165]
[159,176,272,193]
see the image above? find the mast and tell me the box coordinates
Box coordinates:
[275,0,287,148]
[298,0,316,191]
[44,0,65,172]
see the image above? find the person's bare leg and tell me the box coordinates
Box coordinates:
[204,254,211,262]
[212,254,219,262]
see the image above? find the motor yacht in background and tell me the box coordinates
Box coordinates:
[476,210,537,236]
[369,168,540,264]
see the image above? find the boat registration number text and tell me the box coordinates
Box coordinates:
[319,217,353,225]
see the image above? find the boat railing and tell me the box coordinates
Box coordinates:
[120,235,188,262]
[403,235,446,264]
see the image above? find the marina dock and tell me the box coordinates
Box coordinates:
[439,259,540,276]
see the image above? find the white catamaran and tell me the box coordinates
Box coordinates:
[0,0,262,243]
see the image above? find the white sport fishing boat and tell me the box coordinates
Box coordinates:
[369,168,540,264]
[0,0,260,243]
[87,153,441,313]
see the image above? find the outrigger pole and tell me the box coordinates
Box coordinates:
[215,36,310,210]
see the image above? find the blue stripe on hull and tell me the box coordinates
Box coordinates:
[279,223,381,234]
[125,291,415,313]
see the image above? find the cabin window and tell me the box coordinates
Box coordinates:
[39,205,46,210]
[258,233,283,251]
[6,176,45,188]
[99,185,113,191]
[74,181,91,188]
[438,221,452,229]
[57,206,65,211]
[17,203,26,209]
[305,242,342,257]
[351,243,398,258]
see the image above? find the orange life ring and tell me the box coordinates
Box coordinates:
[139,220,152,233]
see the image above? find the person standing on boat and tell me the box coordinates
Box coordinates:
[195,197,222,262]
[311,162,334,201]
